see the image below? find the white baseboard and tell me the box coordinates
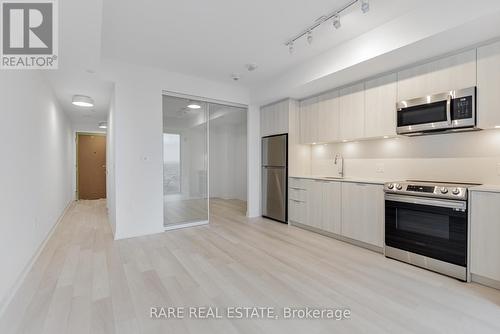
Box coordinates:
[0,200,74,318]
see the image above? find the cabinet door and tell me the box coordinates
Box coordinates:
[477,41,500,129]
[306,180,323,229]
[341,182,384,247]
[261,101,289,137]
[322,182,341,234]
[364,74,397,138]
[397,49,476,101]
[470,191,500,281]
[299,97,319,144]
[260,105,270,137]
[339,83,365,140]
[318,90,340,143]
[289,199,306,224]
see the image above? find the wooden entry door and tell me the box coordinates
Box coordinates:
[78,134,106,199]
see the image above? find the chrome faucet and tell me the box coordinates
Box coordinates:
[334,153,344,178]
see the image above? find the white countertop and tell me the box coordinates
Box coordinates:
[289,175,388,185]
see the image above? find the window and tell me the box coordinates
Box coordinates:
[163,133,181,194]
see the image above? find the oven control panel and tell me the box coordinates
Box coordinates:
[384,182,470,200]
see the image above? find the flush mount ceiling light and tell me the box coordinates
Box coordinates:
[72,95,94,107]
[98,121,108,129]
[187,103,201,109]
[284,0,370,54]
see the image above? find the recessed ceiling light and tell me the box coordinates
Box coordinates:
[231,73,241,81]
[187,104,201,109]
[312,142,317,145]
[383,136,389,139]
[495,125,500,129]
[72,95,94,108]
[98,122,108,129]
[342,139,348,143]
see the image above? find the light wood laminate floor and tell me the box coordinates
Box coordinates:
[1,199,500,334]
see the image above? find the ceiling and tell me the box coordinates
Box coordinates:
[101,0,420,86]
[163,95,246,130]
[46,0,500,129]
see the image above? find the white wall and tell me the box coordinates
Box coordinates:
[106,88,116,234]
[209,120,247,201]
[0,71,74,311]
[309,130,500,184]
[247,105,261,217]
[102,60,250,239]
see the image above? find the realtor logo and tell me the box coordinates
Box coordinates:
[1,0,58,69]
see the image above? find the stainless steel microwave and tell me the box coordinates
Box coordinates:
[396,87,476,135]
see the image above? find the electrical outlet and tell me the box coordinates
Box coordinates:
[376,163,384,173]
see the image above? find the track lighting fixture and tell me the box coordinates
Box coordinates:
[361,0,370,13]
[332,14,341,29]
[284,0,372,53]
[306,31,313,44]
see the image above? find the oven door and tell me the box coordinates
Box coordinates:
[385,194,467,266]
[396,92,452,134]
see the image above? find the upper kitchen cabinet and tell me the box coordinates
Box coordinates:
[339,82,365,140]
[364,73,397,138]
[477,41,500,129]
[299,96,319,144]
[260,100,289,137]
[318,90,340,143]
[397,50,477,101]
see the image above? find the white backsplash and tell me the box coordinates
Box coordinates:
[309,129,500,184]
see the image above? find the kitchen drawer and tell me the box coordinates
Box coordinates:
[289,178,306,189]
[289,199,306,224]
[289,187,306,201]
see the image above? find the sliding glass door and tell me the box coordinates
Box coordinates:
[162,96,208,228]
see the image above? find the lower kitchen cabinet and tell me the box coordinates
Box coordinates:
[341,182,384,247]
[288,178,341,233]
[470,191,500,285]
[305,180,342,234]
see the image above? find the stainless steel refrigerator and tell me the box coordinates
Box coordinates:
[262,134,287,223]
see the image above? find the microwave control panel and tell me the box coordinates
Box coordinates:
[452,96,473,120]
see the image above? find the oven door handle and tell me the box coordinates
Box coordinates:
[385,194,467,210]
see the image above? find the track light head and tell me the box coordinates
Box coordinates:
[361,0,369,13]
[306,31,313,44]
[332,14,341,29]
[288,42,294,54]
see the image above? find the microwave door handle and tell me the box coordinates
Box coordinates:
[446,94,452,125]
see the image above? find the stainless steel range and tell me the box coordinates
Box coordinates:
[384,180,480,281]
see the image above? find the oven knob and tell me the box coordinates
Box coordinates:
[452,188,460,195]
[396,183,403,190]
[440,187,449,194]
[387,183,394,189]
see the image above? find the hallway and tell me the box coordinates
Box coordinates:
[2,199,500,334]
